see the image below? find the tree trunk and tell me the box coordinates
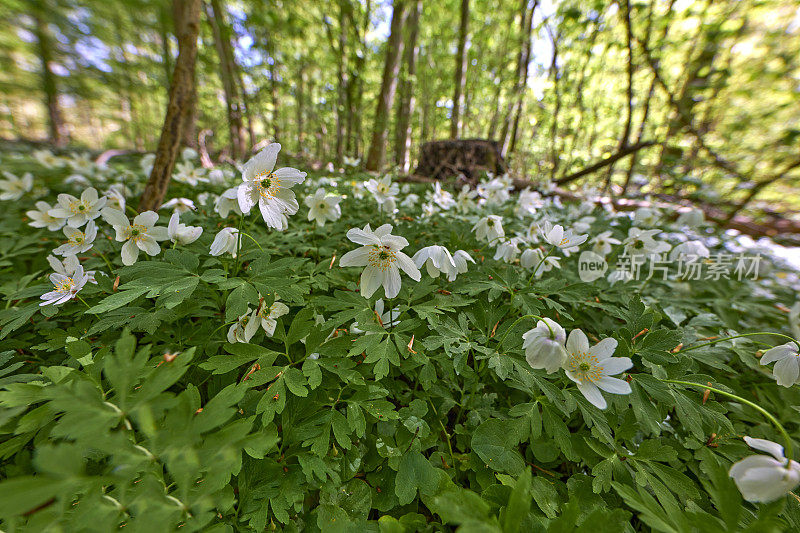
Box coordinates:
[325,3,348,167]
[450,0,469,138]
[602,0,635,194]
[268,40,280,142]
[365,1,407,171]
[296,64,305,154]
[349,0,372,157]
[206,0,246,159]
[500,0,535,156]
[139,0,201,212]
[32,5,66,147]
[395,0,422,173]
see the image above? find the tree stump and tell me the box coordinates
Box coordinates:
[413,139,507,180]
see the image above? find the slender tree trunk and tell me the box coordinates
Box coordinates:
[296,64,305,154]
[176,0,197,148]
[139,0,201,211]
[329,4,348,167]
[351,0,372,158]
[159,4,173,86]
[547,26,562,180]
[365,1,407,171]
[508,2,536,154]
[450,0,469,138]
[500,0,535,156]
[32,6,66,147]
[268,40,280,142]
[206,0,246,159]
[395,0,422,172]
[602,0,635,194]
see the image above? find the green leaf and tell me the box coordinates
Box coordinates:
[472,419,525,474]
[395,450,441,505]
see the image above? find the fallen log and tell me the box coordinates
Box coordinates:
[414,139,507,180]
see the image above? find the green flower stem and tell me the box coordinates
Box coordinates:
[528,246,555,283]
[496,313,547,347]
[208,320,238,340]
[98,251,114,272]
[77,295,91,309]
[663,379,794,465]
[240,232,264,252]
[677,332,800,354]
[233,213,245,275]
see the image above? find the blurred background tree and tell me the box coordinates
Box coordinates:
[0,0,799,218]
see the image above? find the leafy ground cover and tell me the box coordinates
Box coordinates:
[1,144,800,531]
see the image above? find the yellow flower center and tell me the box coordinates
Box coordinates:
[127,224,148,242]
[567,351,604,383]
[69,200,90,214]
[368,245,397,271]
[55,277,74,293]
[255,171,279,198]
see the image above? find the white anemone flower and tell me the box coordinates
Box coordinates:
[540,223,588,249]
[591,231,621,256]
[104,186,126,212]
[40,264,90,307]
[473,215,504,244]
[67,153,95,174]
[633,207,660,226]
[365,176,399,205]
[607,269,634,285]
[759,342,800,387]
[33,149,64,169]
[227,308,259,344]
[520,248,560,276]
[455,184,478,213]
[102,208,169,266]
[790,302,800,342]
[161,197,196,214]
[0,171,33,201]
[451,250,475,279]
[669,241,710,261]
[215,186,242,218]
[413,245,457,279]
[430,183,456,210]
[53,221,97,256]
[210,227,240,257]
[173,161,208,186]
[253,297,290,336]
[494,238,522,263]
[522,318,567,373]
[623,228,671,256]
[400,193,420,208]
[564,329,632,409]
[729,437,800,503]
[573,216,596,235]
[140,153,155,174]
[49,187,107,228]
[167,212,203,245]
[515,188,542,218]
[47,255,96,284]
[677,208,705,228]
[420,202,436,217]
[352,299,401,334]
[26,201,66,231]
[237,143,307,229]
[339,224,421,299]
[304,188,342,226]
[477,178,511,205]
